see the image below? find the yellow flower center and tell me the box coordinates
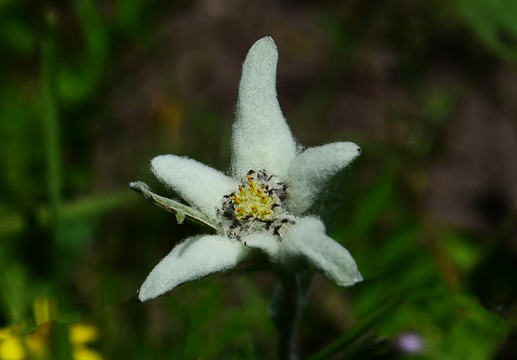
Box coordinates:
[231,175,276,220]
[220,169,294,241]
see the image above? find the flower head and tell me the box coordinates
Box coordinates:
[132,37,362,302]
[396,332,425,354]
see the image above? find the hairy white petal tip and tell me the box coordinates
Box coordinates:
[231,36,297,178]
[284,217,362,286]
[139,235,250,301]
[287,142,362,214]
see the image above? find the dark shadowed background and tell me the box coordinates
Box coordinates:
[1,0,516,359]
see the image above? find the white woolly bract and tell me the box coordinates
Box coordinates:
[231,36,297,179]
[283,217,363,286]
[286,142,361,215]
[151,155,238,222]
[139,235,251,301]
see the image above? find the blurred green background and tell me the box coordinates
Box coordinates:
[1,0,516,359]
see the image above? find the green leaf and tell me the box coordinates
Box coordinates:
[454,0,517,61]
[129,181,217,232]
[307,296,399,360]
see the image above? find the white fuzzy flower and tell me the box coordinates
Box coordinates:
[135,37,362,302]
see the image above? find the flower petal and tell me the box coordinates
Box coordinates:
[286,142,361,215]
[151,155,238,221]
[139,235,251,301]
[283,217,362,286]
[231,36,297,179]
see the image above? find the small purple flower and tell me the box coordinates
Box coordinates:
[396,332,424,354]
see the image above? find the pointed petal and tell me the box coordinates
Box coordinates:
[139,235,251,301]
[151,155,238,221]
[231,37,297,179]
[283,217,362,286]
[286,142,361,215]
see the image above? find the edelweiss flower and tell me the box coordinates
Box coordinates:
[132,37,362,302]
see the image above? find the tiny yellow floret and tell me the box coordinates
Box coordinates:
[231,176,277,221]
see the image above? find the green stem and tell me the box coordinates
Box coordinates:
[41,10,73,360]
[42,10,62,243]
[272,272,314,360]
[278,276,298,360]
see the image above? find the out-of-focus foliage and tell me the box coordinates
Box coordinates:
[454,0,517,61]
[1,0,516,359]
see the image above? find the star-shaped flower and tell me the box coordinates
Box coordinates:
[132,37,362,302]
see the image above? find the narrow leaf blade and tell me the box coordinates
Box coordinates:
[129,181,217,232]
